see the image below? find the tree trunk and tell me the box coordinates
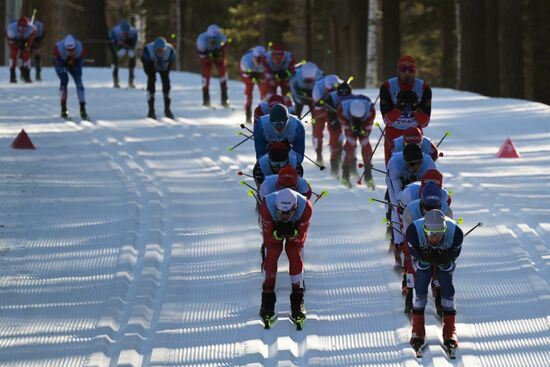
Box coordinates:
[365,0,377,87]
[498,0,524,98]
[438,0,456,88]
[484,0,500,96]
[530,0,550,104]
[456,0,488,95]
[380,0,399,82]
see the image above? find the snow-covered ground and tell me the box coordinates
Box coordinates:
[1,67,550,367]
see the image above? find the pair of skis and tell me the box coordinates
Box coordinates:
[262,314,305,331]
[412,339,457,359]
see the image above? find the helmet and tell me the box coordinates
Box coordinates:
[324,74,342,90]
[207,24,221,37]
[275,188,298,212]
[154,37,167,54]
[64,34,76,50]
[17,16,28,28]
[120,20,130,32]
[403,143,423,163]
[421,169,443,188]
[337,82,352,97]
[277,165,298,188]
[421,182,442,211]
[301,62,318,80]
[424,209,446,232]
[350,99,366,118]
[269,104,289,131]
[397,55,416,73]
[403,127,423,145]
[268,95,285,109]
[252,45,265,58]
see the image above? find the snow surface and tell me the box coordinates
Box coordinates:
[1,67,550,367]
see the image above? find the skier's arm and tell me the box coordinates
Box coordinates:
[380,83,401,126]
[292,123,306,163]
[253,122,267,160]
[414,85,432,128]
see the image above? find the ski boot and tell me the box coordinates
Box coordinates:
[364,165,375,190]
[21,67,32,83]
[35,70,41,82]
[202,88,210,107]
[221,82,229,107]
[113,68,120,88]
[260,291,277,329]
[442,309,458,349]
[9,69,17,83]
[341,165,352,189]
[290,288,306,330]
[164,96,174,119]
[61,103,69,119]
[35,55,42,81]
[315,148,323,165]
[147,97,156,119]
[80,102,89,120]
[410,309,426,357]
[128,59,136,88]
[245,105,252,123]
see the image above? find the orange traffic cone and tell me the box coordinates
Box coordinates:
[11,129,35,149]
[496,138,520,158]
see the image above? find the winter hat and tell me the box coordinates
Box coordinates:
[421,169,443,188]
[277,165,298,188]
[324,74,342,90]
[403,127,423,144]
[301,62,318,80]
[276,188,298,212]
[252,45,265,58]
[268,141,290,163]
[397,55,416,72]
[207,24,221,37]
[424,209,446,232]
[270,104,289,131]
[350,99,366,118]
[153,37,167,52]
[120,20,130,32]
[403,143,423,162]
[64,34,76,50]
[271,43,285,55]
[337,82,352,97]
[421,182,442,211]
[268,95,285,108]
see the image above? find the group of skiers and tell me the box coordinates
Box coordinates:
[6,15,466,355]
[380,55,463,356]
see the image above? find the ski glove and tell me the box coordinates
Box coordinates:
[274,69,290,80]
[396,90,419,110]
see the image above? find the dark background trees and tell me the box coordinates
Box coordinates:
[1,0,549,105]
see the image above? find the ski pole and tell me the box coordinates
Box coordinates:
[228,134,254,151]
[372,93,380,106]
[376,122,390,143]
[358,162,387,175]
[436,131,451,148]
[240,180,258,192]
[312,190,328,204]
[238,131,253,139]
[303,153,325,171]
[247,189,261,205]
[357,124,385,185]
[383,218,405,236]
[237,171,258,179]
[30,8,37,24]
[464,222,483,237]
[369,197,400,208]
[240,123,254,134]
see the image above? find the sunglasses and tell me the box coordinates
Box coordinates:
[270,160,289,169]
[399,65,416,73]
[407,160,423,168]
[277,208,296,216]
[424,226,446,238]
[272,121,287,131]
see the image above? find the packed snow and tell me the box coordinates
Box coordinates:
[1,66,550,367]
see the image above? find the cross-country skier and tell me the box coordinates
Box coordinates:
[109,20,138,88]
[253,142,303,188]
[141,37,176,119]
[391,127,439,162]
[253,94,294,124]
[259,164,312,201]
[289,61,323,117]
[254,104,305,163]
[259,188,312,328]
[30,19,45,81]
[5,16,36,83]
[196,24,229,107]
[337,95,376,189]
[380,55,432,166]
[53,34,88,119]
[406,209,463,355]
[240,45,266,122]
[262,44,295,104]
[310,74,342,164]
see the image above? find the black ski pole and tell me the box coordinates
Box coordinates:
[228,134,254,151]
[436,131,451,148]
[464,222,483,237]
[303,153,325,171]
[357,125,385,185]
[240,123,254,134]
